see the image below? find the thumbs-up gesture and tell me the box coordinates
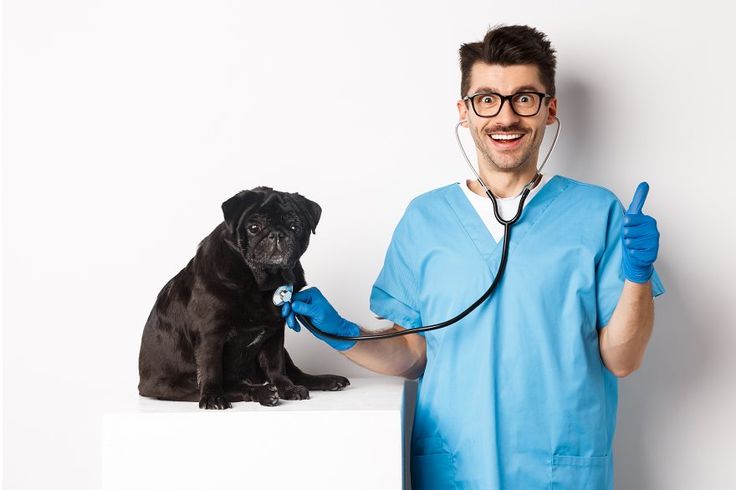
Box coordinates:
[622,182,660,283]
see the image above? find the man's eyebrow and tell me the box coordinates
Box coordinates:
[471,85,542,94]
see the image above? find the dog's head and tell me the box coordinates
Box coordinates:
[221,186,321,289]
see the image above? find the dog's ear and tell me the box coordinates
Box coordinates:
[289,193,322,235]
[221,190,263,234]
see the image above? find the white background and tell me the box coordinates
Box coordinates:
[3,1,735,488]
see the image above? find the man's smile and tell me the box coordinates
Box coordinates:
[487,131,527,150]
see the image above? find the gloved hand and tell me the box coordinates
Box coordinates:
[622,182,660,283]
[279,287,360,351]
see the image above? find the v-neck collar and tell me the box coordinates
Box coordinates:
[443,175,570,277]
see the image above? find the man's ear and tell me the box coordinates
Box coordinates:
[457,99,470,128]
[546,97,558,125]
[289,192,322,235]
[221,189,264,234]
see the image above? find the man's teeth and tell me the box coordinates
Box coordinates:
[490,133,523,140]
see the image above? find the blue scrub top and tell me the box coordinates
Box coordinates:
[369,175,665,490]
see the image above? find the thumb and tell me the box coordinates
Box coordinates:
[292,287,318,304]
[626,182,649,215]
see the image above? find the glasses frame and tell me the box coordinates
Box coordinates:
[463,91,553,118]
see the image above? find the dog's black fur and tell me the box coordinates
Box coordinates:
[138,186,349,409]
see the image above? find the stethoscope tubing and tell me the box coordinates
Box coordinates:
[294,217,519,341]
[288,117,561,341]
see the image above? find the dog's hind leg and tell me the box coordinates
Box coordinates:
[283,349,350,391]
[138,375,199,402]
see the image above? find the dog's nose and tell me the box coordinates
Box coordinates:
[268,230,285,241]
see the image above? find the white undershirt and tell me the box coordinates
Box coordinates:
[459,174,553,242]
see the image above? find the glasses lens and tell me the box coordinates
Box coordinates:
[472,93,501,117]
[511,93,541,116]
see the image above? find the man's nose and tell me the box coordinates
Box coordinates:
[494,99,521,125]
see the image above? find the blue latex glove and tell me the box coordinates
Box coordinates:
[279,287,360,351]
[622,182,660,283]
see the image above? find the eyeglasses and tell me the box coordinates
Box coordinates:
[463,91,552,117]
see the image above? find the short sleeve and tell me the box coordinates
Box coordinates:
[596,198,666,329]
[369,203,424,335]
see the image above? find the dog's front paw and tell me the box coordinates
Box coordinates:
[323,375,350,391]
[199,392,232,410]
[279,384,310,400]
[254,384,280,407]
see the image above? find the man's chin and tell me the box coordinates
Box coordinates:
[487,158,528,172]
[482,149,535,172]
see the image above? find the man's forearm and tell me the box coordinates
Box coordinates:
[340,325,426,379]
[599,280,655,377]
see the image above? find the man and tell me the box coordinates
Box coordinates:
[280,24,664,489]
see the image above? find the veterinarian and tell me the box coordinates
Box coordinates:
[280,24,664,489]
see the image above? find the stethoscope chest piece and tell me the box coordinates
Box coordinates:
[272,284,293,307]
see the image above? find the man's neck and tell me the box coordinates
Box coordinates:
[468,163,540,198]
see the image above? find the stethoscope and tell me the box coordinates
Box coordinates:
[272,116,562,341]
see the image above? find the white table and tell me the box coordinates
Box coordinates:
[102,376,417,490]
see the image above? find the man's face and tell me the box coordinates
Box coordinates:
[457,63,557,173]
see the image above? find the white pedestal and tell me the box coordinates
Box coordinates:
[102,376,416,490]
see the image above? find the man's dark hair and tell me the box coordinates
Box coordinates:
[459,24,557,98]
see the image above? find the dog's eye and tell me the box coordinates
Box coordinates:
[247,224,261,234]
[289,224,298,232]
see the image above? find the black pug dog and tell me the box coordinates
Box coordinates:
[138,186,350,409]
